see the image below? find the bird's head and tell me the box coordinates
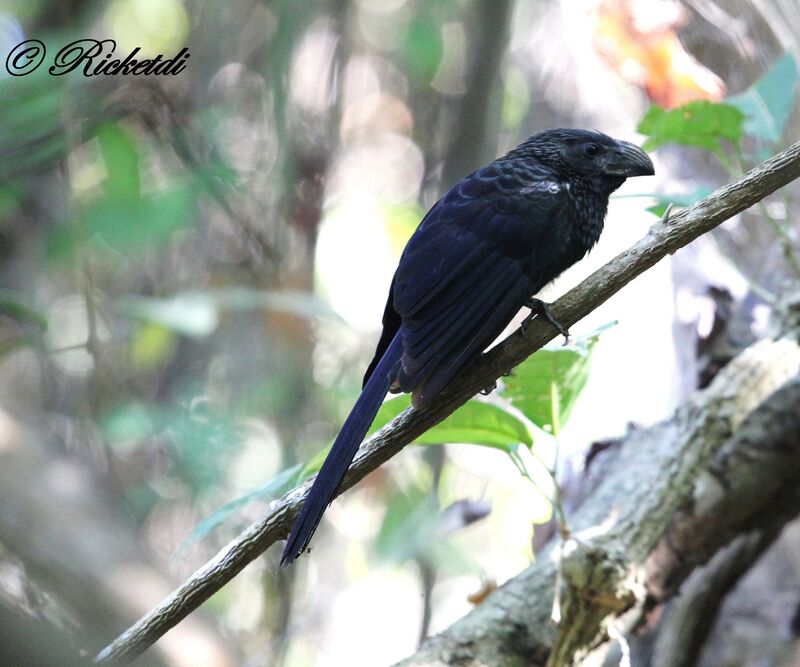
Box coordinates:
[510,129,654,191]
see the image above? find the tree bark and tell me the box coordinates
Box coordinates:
[398,326,800,666]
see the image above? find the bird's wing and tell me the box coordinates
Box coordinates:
[389,167,573,407]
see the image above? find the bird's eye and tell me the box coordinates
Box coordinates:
[584,143,600,157]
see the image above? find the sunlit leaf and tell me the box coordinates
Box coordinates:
[380,203,423,257]
[129,322,177,368]
[637,101,744,157]
[289,398,532,495]
[502,66,531,130]
[728,52,798,143]
[370,394,532,452]
[500,323,615,435]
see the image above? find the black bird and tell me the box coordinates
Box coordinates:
[281,128,654,565]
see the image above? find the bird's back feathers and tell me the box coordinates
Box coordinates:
[281,129,653,565]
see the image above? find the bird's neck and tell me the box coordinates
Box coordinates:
[566,176,612,249]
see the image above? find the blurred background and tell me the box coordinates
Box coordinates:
[0,0,798,665]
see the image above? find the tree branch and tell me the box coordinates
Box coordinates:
[398,335,800,667]
[96,141,800,663]
[651,531,778,667]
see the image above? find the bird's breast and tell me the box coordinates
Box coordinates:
[565,182,607,250]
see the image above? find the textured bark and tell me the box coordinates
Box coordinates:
[96,141,800,664]
[397,328,800,666]
[651,533,776,667]
[0,412,235,667]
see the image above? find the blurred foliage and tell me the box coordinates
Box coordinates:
[639,52,797,159]
[401,8,444,83]
[119,289,340,338]
[0,291,48,355]
[639,52,799,219]
[372,481,473,572]
[0,71,67,181]
[728,53,798,145]
[638,100,744,158]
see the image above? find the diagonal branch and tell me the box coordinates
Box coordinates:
[96,140,800,663]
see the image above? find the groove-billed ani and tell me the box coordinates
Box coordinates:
[281,129,654,565]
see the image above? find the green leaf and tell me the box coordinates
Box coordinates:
[401,15,443,83]
[380,203,423,256]
[176,463,304,557]
[0,186,20,220]
[728,53,798,143]
[637,101,744,157]
[297,444,331,480]
[49,184,194,260]
[166,403,239,494]
[369,394,533,452]
[502,66,531,130]
[373,482,474,571]
[0,71,67,182]
[500,323,614,435]
[95,123,141,200]
[644,186,714,217]
[0,292,48,333]
[99,402,161,442]
[0,292,48,356]
[269,393,535,539]
[373,484,438,563]
[288,394,535,494]
[86,185,193,253]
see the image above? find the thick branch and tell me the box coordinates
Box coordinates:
[399,338,800,667]
[651,532,777,667]
[97,141,800,663]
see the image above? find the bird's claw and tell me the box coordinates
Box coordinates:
[480,380,497,396]
[522,298,570,345]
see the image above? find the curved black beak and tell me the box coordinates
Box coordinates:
[605,140,654,177]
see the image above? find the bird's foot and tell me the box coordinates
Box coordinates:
[521,298,569,345]
[480,380,497,396]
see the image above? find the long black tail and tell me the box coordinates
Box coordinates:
[280,334,403,565]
